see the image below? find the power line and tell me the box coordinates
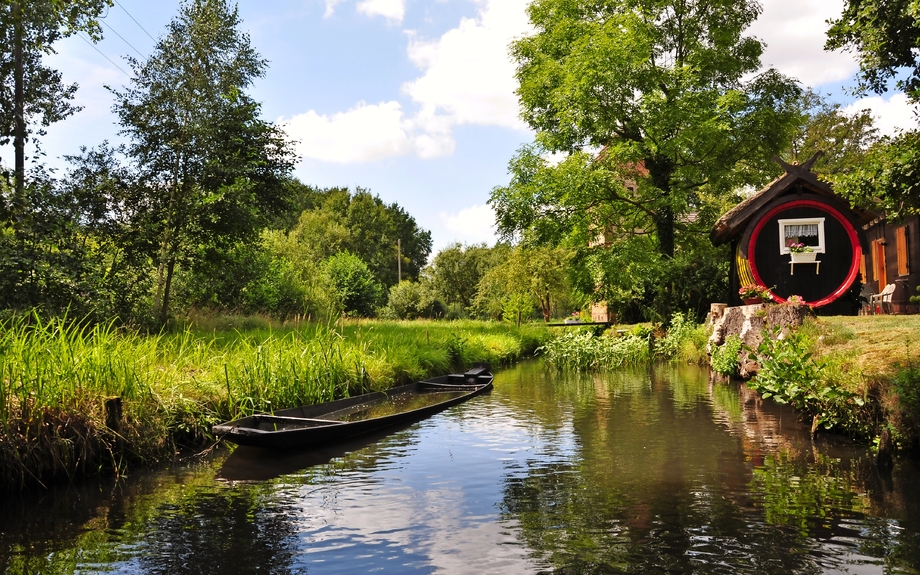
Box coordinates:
[77,32,130,77]
[101,19,146,60]
[113,0,157,43]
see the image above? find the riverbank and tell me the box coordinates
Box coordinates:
[0,315,550,490]
[710,313,920,451]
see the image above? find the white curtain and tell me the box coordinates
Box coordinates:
[784,224,818,238]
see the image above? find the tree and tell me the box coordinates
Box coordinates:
[826,0,920,102]
[426,243,506,312]
[497,0,803,259]
[825,1,920,219]
[110,0,296,325]
[472,245,573,323]
[786,91,878,180]
[0,0,110,199]
[323,251,382,317]
[271,185,432,290]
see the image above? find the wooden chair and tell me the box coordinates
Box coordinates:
[869,283,896,314]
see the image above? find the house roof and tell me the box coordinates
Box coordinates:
[709,152,877,246]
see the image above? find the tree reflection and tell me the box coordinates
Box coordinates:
[497,363,919,574]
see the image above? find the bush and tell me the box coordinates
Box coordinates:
[538,330,651,371]
[654,312,699,359]
[749,328,869,434]
[380,280,438,320]
[322,252,383,317]
[711,335,743,377]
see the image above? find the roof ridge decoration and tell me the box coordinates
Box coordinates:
[709,151,875,246]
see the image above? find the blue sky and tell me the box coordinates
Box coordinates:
[4,0,914,254]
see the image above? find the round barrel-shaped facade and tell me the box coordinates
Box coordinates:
[736,194,863,308]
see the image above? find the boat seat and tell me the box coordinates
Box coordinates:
[464,365,489,377]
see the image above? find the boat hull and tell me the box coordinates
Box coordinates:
[213,371,493,449]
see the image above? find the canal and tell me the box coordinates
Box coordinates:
[2,361,919,574]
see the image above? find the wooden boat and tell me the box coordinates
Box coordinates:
[212,366,493,449]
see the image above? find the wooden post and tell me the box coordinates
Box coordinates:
[105,397,123,434]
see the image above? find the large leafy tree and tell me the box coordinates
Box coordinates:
[0,0,110,198]
[110,0,296,324]
[426,242,506,312]
[494,0,802,258]
[271,185,432,289]
[826,0,920,219]
[490,0,803,320]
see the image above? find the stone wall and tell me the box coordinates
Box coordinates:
[708,303,811,378]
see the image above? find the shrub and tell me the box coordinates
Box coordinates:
[750,328,869,434]
[322,252,383,317]
[711,335,743,377]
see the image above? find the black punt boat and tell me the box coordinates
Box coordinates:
[212,366,493,449]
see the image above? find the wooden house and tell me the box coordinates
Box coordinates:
[862,214,920,314]
[710,154,876,314]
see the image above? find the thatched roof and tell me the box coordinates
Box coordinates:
[709,153,877,246]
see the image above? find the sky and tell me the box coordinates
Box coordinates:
[3,0,916,254]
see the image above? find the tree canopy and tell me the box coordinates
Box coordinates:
[826,0,920,219]
[826,0,920,102]
[110,0,297,324]
[490,0,803,320]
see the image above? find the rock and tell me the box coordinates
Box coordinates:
[708,303,811,378]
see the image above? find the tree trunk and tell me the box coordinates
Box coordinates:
[159,257,176,326]
[645,155,676,258]
[13,1,25,200]
[655,206,675,259]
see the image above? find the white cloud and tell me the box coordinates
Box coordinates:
[356,0,405,23]
[324,0,346,18]
[281,101,413,163]
[280,100,457,163]
[750,0,857,86]
[285,0,532,165]
[439,204,498,245]
[844,93,918,136]
[402,0,531,132]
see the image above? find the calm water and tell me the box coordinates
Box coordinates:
[2,361,919,574]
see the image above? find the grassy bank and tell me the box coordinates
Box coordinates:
[0,314,550,490]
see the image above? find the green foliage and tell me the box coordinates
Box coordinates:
[711,335,743,377]
[750,328,869,434]
[538,330,651,371]
[109,0,297,325]
[892,362,920,438]
[426,242,507,312]
[472,244,574,322]
[379,280,440,320]
[786,90,879,180]
[653,312,698,359]
[826,0,920,102]
[274,185,432,290]
[500,0,802,256]
[322,252,383,317]
[0,0,111,152]
[835,130,920,221]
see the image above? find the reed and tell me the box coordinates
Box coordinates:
[0,314,550,489]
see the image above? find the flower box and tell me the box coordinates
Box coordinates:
[790,251,817,263]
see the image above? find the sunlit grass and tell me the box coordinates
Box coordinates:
[0,314,551,489]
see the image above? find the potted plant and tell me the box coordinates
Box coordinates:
[738,284,773,305]
[787,241,817,262]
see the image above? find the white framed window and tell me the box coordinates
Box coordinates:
[778,217,825,254]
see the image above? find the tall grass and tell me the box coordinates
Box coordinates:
[0,314,550,489]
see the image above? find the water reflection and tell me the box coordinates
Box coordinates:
[1,361,919,574]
